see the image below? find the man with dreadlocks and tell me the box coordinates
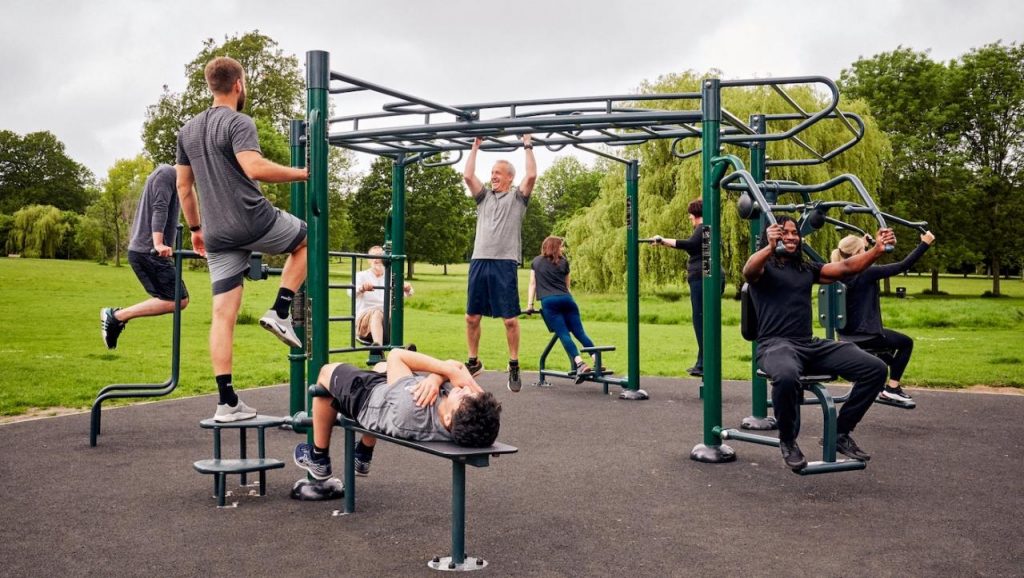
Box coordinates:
[743,216,897,472]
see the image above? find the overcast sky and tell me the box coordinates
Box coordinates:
[2,0,1022,180]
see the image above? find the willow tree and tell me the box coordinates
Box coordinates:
[561,71,890,293]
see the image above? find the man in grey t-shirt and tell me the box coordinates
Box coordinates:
[293,349,503,481]
[175,56,309,423]
[100,164,190,350]
[462,135,537,393]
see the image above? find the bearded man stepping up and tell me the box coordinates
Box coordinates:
[176,56,309,422]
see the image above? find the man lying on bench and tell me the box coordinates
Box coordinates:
[294,349,502,480]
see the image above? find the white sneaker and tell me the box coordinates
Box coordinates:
[259,309,302,348]
[214,400,257,422]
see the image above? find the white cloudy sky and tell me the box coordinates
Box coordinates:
[1,0,1021,179]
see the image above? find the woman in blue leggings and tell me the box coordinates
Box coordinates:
[527,236,597,381]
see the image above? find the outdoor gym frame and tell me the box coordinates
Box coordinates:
[293,50,876,465]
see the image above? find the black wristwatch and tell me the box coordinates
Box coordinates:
[524,145,533,150]
[189,224,202,232]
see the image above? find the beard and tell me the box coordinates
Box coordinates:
[236,87,246,112]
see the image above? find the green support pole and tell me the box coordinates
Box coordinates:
[389,158,406,347]
[740,115,775,431]
[288,119,307,426]
[619,160,647,400]
[305,50,330,394]
[691,78,735,463]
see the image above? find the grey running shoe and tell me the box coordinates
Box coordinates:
[100,307,126,350]
[354,455,371,476]
[213,400,257,423]
[259,309,302,348]
[294,443,333,480]
[507,362,522,393]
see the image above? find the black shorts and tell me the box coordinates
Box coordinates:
[127,250,189,301]
[327,363,387,420]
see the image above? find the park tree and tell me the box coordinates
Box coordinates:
[350,157,473,277]
[948,42,1024,296]
[534,156,605,225]
[90,156,154,267]
[0,130,95,214]
[841,47,974,294]
[561,70,891,293]
[5,205,74,258]
[141,31,357,214]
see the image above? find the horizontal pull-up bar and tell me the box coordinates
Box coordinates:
[329,71,476,121]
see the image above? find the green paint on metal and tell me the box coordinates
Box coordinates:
[748,115,769,420]
[625,160,640,392]
[305,51,330,400]
[389,158,406,346]
[700,78,723,447]
[288,119,308,430]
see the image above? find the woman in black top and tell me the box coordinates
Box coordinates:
[651,198,712,377]
[830,230,935,404]
[528,236,597,381]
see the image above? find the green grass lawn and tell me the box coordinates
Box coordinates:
[1,257,1022,417]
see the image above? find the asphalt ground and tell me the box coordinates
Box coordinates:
[1,373,1022,577]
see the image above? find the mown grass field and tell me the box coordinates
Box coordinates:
[1,257,1022,417]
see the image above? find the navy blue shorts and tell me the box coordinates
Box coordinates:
[467,259,521,318]
[128,250,189,301]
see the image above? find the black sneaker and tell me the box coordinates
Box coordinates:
[507,362,522,393]
[354,455,371,476]
[686,366,703,377]
[879,386,913,404]
[836,433,871,461]
[780,440,807,471]
[100,307,126,350]
[466,358,483,377]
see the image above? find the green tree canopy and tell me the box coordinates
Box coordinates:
[350,157,473,277]
[0,130,95,214]
[92,156,154,266]
[6,204,76,258]
[561,71,891,293]
[841,46,975,293]
[948,42,1024,295]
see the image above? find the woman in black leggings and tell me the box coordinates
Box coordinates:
[830,230,935,403]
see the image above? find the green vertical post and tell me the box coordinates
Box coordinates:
[748,115,770,421]
[625,160,640,391]
[389,157,406,347]
[691,78,734,462]
[288,119,307,423]
[305,50,330,390]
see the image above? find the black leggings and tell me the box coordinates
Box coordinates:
[757,337,888,443]
[843,329,914,381]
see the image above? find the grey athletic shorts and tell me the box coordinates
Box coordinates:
[208,209,306,295]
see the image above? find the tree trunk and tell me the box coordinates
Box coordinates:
[992,257,1001,296]
[444,263,448,275]
[931,268,939,293]
[406,260,415,280]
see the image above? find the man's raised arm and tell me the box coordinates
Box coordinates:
[742,223,780,284]
[463,138,484,196]
[519,133,537,197]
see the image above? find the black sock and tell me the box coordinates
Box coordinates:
[355,441,374,461]
[312,445,329,458]
[468,356,478,365]
[508,359,519,366]
[272,288,295,318]
[216,374,237,406]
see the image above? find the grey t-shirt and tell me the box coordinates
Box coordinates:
[357,374,452,441]
[128,164,180,254]
[471,184,529,261]
[175,106,278,252]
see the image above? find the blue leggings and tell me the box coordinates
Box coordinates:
[540,294,595,364]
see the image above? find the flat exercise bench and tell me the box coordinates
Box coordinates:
[301,384,518,571]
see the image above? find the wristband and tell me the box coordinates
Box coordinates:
[189,224,201,232]
[524,145,533,150]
